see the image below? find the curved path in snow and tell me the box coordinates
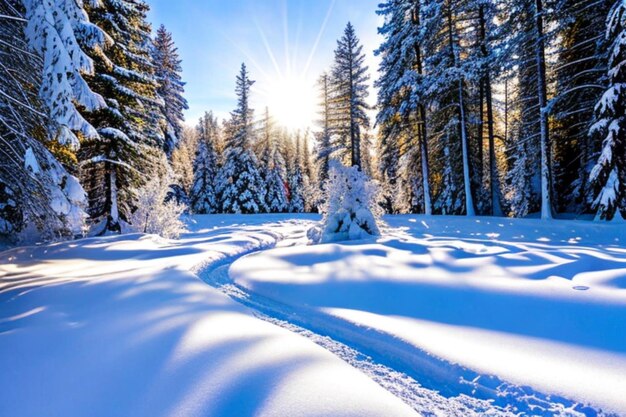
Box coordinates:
[215,216,625,417]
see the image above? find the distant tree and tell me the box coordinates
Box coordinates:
[218,64,268,214]
[191,112,220,214]
[315,73,334,185]
[153,24,189,156]
[330,22,371,168]
[259,108,288,213]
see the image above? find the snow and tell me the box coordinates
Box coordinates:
[0,214,417,417]
[23,147,39,174]
[231,215,626,415]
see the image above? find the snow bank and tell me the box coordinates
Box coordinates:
[0,214,417,417]
[231,215,626,415]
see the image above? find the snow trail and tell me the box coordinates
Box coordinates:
[198,228,611,417]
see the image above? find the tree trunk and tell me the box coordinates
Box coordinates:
[413,0,432,215]
[479,5,503,216]
[535,0,553,219]
[447,5,475,216]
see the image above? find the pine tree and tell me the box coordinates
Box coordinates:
[330,23,371,168]
[23,0,110,148]
[259,108,288,213]
[551,0,611,213]
[315,73,334,185]
[588,0,626,220]
[80,0,167,234]
[218,64,267,214]
[375,0,432,214]
[1,0,99,242]
[190,112,220,214]
[153,24,189,156]
[289,133,306,213]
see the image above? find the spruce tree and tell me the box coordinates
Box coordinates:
[153,24,189,156]
[315,73,333,185]
[588,0,626,220]
[190,112,220,214]
[375,0,432,214]
[80,0,167,234]
[330,23,371,168]
[218,64,267,214]
[259,108,288,213]
[0,1,90,241]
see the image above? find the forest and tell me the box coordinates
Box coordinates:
[0,0,623,246]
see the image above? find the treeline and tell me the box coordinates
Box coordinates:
[176,66,317,215]
[374,0,624,220]
[185,24,374,216]
[0,0,187,242]
[2,0,624,245]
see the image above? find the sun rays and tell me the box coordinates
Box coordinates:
[233,0,338,130]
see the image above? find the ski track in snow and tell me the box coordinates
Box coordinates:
[196,222,613,417]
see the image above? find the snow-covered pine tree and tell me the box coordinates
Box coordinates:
[315,73,334,186]
[330,22,371,168]
[289,133,306,213]
[190,112,220,214]
[375,0,432,215]
[588,0,626,221]
[22,0,110,149]
[551,0,611,213]
[258,109,288,213]
[301,134,318,212]
[0,0,101,243]
[80,0,167,234]
[534,0,554,220]
[504,0,543,217]
[314,160,382,243]
[153,24,188,156]
[476,0,505,216]
[218,64,268,214]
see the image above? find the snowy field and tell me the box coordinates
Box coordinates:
[231,215,626,416]
[1,214,625,416]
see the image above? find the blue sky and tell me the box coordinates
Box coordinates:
[147,0,382,129]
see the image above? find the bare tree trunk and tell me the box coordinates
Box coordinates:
[535,0,553,219]
[479,5,503,216]
[447,4,475,216]
[413,0,432,215]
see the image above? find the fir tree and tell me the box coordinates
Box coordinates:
[330,22,371,168]
[588,0,626,220]
[153,24,188,156]
[551,0,611,212]
[375,0,432,214]
[1,0,95,242]
[190,112,220,214]
[258,108,288,213]
[80,0,166,234]
[218,64,267,214]
[315,73,334,185]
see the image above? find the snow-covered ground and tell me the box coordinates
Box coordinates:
[0,215,419,417]
[2,214,625,416]
[231,215,626,416]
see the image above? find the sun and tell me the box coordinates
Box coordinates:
[259,74,318,130]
